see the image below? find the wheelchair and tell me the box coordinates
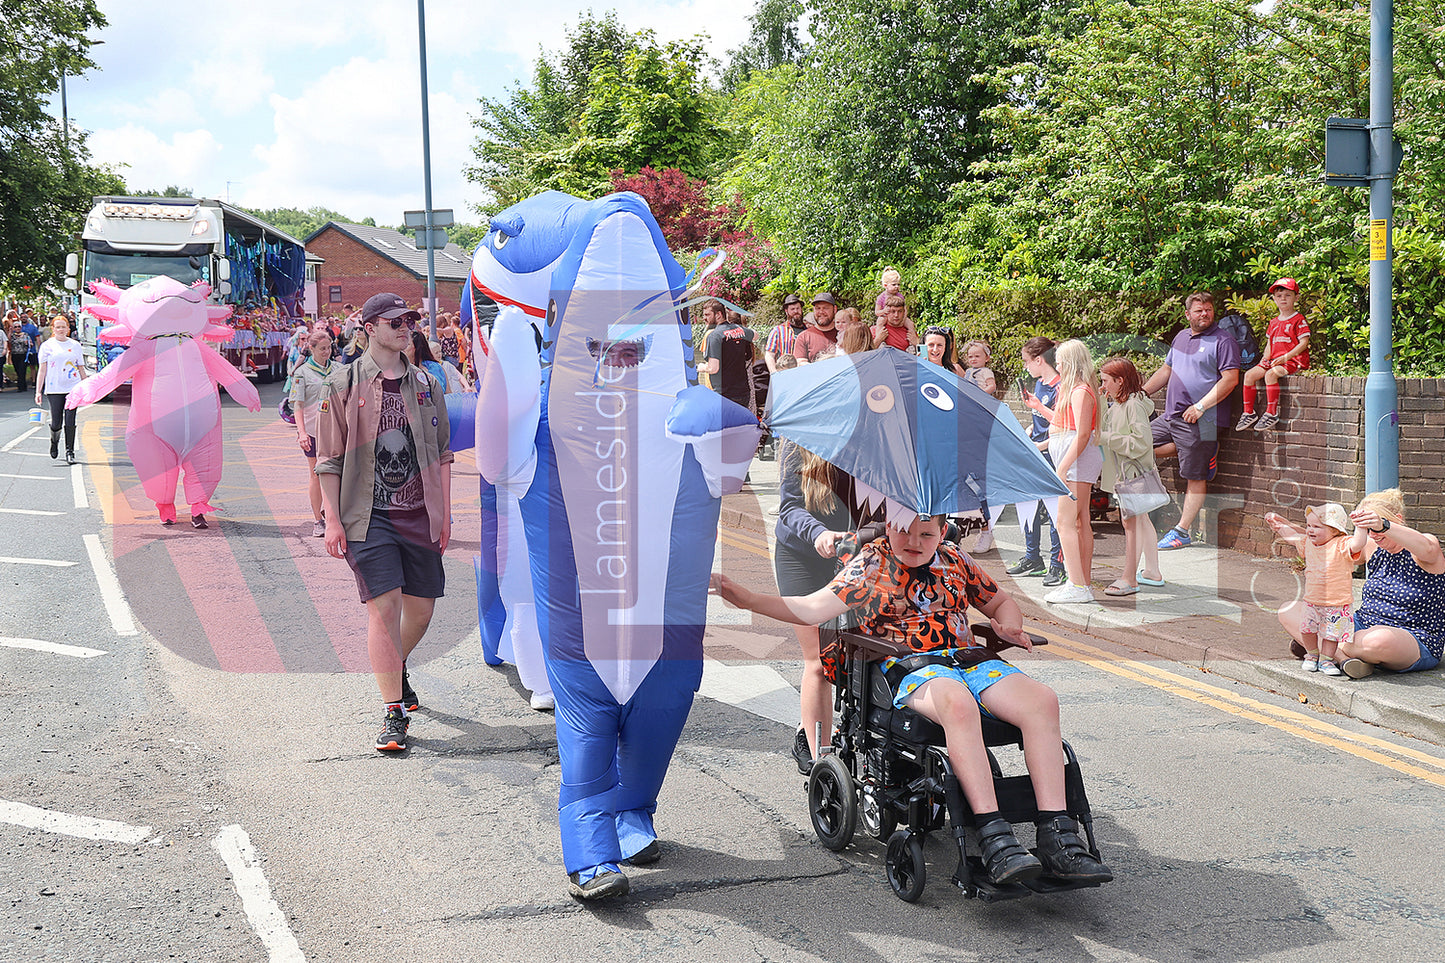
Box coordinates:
[807,621,1107,903]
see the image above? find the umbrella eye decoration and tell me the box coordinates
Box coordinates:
[866,385,895,413]
[920,382,953,411]
[763,347,1070,528]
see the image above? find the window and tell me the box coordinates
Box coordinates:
[329,286,342,303]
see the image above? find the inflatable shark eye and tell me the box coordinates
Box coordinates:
[492,231,509,250]
[866,385,895,413]
[921,382,954,411]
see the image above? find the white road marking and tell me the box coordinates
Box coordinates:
[0,507,63,516]
[699,661,800,727]
[0,471,61,480]
[212,826,306,963]
[1,426,41,451]
[71,462,88,508]
[83,533,137,636]
[0,798,152,844]
[0,636,107,658]
[0,556,78,567]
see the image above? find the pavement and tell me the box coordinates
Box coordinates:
[726,448,1445,747]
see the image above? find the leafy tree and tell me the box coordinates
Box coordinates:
[1,0,122,287]
[133,185,196,198]
[240,205,359,241]
[720,0,808,92]
[466,12,724,211]
[723,0,1077,286]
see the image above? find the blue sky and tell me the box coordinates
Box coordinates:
[59,1,750,226]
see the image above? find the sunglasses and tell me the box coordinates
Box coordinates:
[373,315,418,330]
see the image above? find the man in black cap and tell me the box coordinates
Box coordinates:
[316,292,454,752]
[764,293,807,374]
[791,292,840,364]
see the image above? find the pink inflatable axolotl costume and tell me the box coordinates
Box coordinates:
[67,276,262,527]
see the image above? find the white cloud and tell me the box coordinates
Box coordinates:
[86,125,224,195]
[247,57,480,223]
[73,2,756,224]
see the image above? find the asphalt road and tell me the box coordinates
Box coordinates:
[2,385,1443,962]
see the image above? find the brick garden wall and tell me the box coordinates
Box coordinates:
[1009,375,1445,560]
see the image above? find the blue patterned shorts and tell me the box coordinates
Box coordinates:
[884,655,1023,716]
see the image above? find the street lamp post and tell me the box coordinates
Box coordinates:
[417,0,438,337]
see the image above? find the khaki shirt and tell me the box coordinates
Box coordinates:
[314,352,453,543]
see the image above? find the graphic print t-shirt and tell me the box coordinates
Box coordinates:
[373,378,424,512]
[39,339,87,394]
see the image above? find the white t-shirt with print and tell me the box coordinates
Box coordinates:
[39,338,87,394]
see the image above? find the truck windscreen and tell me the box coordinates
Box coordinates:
[84,248,209,290]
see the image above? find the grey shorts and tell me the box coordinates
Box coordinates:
[344,507,445,603]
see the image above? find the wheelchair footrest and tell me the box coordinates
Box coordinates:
[952,858,1034,902]
[1022,874,1106,894]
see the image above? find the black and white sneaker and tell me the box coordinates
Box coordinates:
[191,514,208,529]
[791,727,813,775]
[375,707,409,752]
[401,666,420,712]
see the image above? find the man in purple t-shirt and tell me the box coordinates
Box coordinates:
[1142,292,1242,549]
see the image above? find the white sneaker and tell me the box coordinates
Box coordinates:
[1045,583,1095,604]
[529,691,555,711]
[973,530,995,553]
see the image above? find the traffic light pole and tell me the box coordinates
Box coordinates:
[1364,0,1397,492]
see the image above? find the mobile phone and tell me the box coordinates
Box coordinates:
[1017,376,1030,396]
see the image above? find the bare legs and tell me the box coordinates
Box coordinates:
[367,587,436,702]
[795,624,832,757]
[1056,480,1094,587]
[907,674,1067,813]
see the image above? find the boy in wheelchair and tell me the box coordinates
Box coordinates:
[711,513,1112,890]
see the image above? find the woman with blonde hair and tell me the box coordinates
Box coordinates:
[290,327,335,536]
[1044,339,1104,604]
[775,443,871,773]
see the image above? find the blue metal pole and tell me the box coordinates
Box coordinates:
[1363,0,1397,492]
[417,0,438,338]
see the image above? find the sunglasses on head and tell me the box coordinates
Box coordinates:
[924,326,950,337]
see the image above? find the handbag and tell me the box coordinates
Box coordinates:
[1115,465,1170,518]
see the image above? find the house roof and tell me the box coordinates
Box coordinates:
[307,221,471,282]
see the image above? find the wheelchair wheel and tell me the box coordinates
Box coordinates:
[885,830,927,902]
[808,755,857,852]
[859,789,897,841]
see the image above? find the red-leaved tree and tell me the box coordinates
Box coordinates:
[610,166,779,305]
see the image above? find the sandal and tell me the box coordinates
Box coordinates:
[1104,580,1138,597]
[1136,573,1165,587]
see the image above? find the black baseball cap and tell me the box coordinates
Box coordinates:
[361,292,420,324]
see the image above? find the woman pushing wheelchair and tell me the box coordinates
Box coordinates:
[711,513,1112,887]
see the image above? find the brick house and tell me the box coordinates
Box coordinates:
[305,221,470,319]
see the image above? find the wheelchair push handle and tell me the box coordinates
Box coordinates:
[968,622,1047,653]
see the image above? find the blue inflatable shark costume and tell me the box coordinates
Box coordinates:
[470,191,760,899]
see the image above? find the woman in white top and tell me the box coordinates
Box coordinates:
[35,315,87,463]
[289,327,335,537]
[1098,357,1163,595]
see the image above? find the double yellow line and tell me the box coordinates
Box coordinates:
[1042,633,1445,788]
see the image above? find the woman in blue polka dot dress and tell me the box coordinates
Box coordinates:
[1336,489,1445,678]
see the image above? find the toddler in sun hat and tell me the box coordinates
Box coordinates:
[1265,502,1361,675]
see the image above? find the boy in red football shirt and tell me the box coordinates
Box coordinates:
[1236,278,1310,432]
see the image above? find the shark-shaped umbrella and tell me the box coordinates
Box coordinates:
[763,347,1070,527]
